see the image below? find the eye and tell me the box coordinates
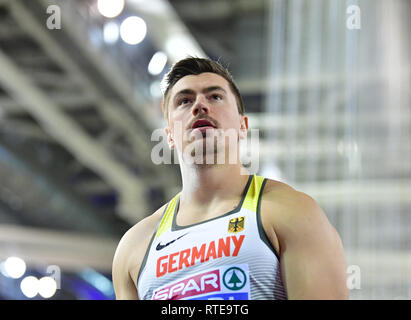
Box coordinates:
[179,97,192,106]
[211,94,222,101]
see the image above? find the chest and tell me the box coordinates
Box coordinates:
[174,199,241,227]
[137,208,282,300]
[146,210,259,280]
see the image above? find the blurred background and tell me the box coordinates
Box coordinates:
[0,0,409,300]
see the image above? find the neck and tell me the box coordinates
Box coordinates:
[179,161,250,206]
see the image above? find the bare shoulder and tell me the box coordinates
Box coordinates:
[119,205,165,248]
[114,203,166,268]
[263,179,314,206]
[262,178,326,221]
[112,203,167,298]
[262,179,348,299]
[260,178,337,253]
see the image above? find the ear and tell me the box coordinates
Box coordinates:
[164,126,175,149]
[239,115,248,140]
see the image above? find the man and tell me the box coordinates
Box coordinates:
[112,57,348,300]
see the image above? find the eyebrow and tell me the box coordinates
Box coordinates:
[172,86,227,104]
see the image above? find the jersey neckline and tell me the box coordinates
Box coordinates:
[171,174,253,231]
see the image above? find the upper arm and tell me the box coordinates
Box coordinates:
[112,205,166,300]
[264,189,348,299]
[112,232,140,300]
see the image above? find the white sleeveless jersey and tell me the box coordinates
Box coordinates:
[137,175,287,300]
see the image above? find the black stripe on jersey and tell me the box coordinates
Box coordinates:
[256,178,281,262]
[171,174,253,231]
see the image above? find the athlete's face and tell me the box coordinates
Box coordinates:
[165,73,248,162]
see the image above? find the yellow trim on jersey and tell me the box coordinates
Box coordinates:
[154,193,180,239]
[153,175,265,238]
[242,175,265,213]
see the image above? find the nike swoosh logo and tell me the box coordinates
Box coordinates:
[156,233,188,251]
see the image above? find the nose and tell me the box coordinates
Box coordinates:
[191,95,209,116]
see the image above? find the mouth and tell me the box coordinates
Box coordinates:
[191,119,216,133]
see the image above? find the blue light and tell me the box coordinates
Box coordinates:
[78,268,115,299]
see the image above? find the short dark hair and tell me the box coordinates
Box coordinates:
[161,57,245,119]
